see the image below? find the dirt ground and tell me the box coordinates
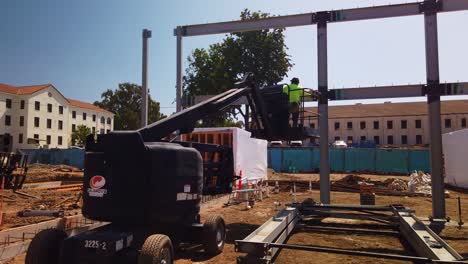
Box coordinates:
[4,170,468,264]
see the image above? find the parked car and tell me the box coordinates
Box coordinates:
[269,141,283,147]
[289,140,303,147]
[332,140,347,148]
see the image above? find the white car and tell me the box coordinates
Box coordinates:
[270,141,283,147]
[289,140,303,147]
[332,140,348,148]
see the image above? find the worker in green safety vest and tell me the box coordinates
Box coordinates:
[283,77,310,127]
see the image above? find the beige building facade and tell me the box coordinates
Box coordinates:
[306,100,468,146]
[0,83,114,151]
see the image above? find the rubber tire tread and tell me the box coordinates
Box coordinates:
[25,228,67,264]
[203,214,225,255]
[138,234,174,264]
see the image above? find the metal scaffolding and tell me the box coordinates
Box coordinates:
[174,0,468,218]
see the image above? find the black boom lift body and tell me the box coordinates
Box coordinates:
[25,74,317,264]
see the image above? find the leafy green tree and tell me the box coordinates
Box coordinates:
[184,9,292,127]
[94,83,166,130]
[71,125,91,146]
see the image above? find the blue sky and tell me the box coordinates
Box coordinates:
[1,0,468,115]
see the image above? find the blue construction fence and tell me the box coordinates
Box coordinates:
[21,148,85,169]
[268,148,430,174]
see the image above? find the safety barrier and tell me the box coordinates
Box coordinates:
[268,148,430,174]
[21,148,85,169]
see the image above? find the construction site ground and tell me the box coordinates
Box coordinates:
[4,170,468,264]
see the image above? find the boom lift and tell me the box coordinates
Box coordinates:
[25,74,317,264]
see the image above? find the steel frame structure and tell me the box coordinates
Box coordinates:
[174,0,468,218]
[234,202,467,263]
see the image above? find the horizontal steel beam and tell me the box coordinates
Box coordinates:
[176,0,468,37]
[330,82,468,101]
[241,241,468,263]
[398,212,463,261]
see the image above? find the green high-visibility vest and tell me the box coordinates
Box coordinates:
[283,84,304,104]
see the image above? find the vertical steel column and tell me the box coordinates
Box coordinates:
[317,13,330,204]
[176,27,183,112]
[423,1,445,219]
[141,29,151,127]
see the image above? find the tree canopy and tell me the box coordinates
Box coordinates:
[94,83,166,130]
[71,125,91,146]
[184,9,292,127]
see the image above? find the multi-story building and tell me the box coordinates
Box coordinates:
[0,83,114,151]
[306,100,468,146]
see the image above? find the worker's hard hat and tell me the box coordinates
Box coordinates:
[291,77,300,84]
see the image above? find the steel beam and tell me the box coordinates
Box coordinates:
[440,0,468,12]
[317,19,330,204]
[398,211,463,261]
[141,29,151,127]
[235,207,299,262]
[176,1,468,37]
[176,27,183,112]
[424,3,446,219]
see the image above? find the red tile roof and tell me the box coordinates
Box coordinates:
[67,98,112,114]
[0,83,112,114]
[306,100,468,119]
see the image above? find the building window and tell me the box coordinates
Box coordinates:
[35,101,40,111]
[47,119,52,129]
[34,117,40,127]
[373,121,379,129]
[107,129,110,134]
[47,103,52,113]
[347,136,353,143]
[6,99,12,109]
[58,120,63,130]
[19,134,23,144]
[360,136,366,142]
[92,114,96,122]
[462,118,467,128]
[416,135,423,145]
[107,118,111,125]
[19,116,24,127]
[83,113,87,120]
[401,135,408,145]
[445,119,452,128]
[100,129,105,134]
[401,120,407,129]
[58,136,63,145]
[387,120,393,129]
[387,135,394,145]
[334,136,340,141]
[100,117,105,124]
[34,134,39,139]
[415,119,422,129]
[46,135,51,145]
[72,124,76,132]
[334,122,340,130]
[310,123,315,129]
[347,122,353,129]
[92,127,96,134]
[360,121,366,130]
[5,115,11,126]
[374,136,380,144]
[72,111,76,119]
[20,100,25,109]
[59,106,63,115]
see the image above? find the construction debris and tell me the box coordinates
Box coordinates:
[408,170,432,195]
[386,178,408,192]
[17,210,64,218]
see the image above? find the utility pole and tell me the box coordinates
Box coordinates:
[141,29,152,127]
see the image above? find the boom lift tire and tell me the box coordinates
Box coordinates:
[203,214,226,255]
[138,234,174,264]
[25,228,67,264]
